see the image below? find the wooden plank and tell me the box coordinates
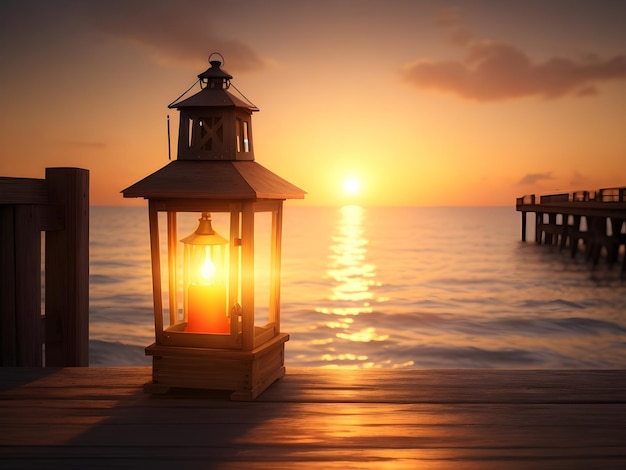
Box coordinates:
[14,205,43,366]
[0,206,17,366]
[0,450,623,470]
[0,368,624,468]
[148,201,164,343]
[0,449,623,470]
[1,409,624,448]
[0,204,46,366]
[44,168,89,366]
[0,177,48,204]
[1,368,624,403]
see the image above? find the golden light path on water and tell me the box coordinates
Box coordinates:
[315,205,393,369]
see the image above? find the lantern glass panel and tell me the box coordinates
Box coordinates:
[180,213,230,334]
[147,203,286,351]
[253,212,272,325]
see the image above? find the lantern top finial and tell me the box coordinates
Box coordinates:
[198,52,232,90]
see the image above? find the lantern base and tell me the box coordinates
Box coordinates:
[143,333,289,400]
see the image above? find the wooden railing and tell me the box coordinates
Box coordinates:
[0,168,89,366]
[517,186,626,206]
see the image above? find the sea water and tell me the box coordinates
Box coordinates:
[89,205,626,369]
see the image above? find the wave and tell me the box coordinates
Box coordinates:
[86,206,626,369]
[89,340,150,367]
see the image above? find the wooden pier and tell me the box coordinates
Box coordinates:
[1,367,625,469]
[516,186,626,270]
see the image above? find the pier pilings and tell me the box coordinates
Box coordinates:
[516,187,626,271]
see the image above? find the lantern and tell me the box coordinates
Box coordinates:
[122,54,305,400]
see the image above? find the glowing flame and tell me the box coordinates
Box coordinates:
[200,253,217,283]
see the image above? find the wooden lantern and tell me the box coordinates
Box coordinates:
[122,54,305,400]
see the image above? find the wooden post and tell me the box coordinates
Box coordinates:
[521,211,527,242]
[535,212,543,244]
[607,218,623,265]
[14,205,43,366]
[44,168,89,367]
[570,215,582,258]
[1,200,45,366]
[269,203,283,332]
[1,178,49,366]
[546,213,556,245]
[148,201,164,344]
[0,206,17,365]
[241,202,255,351]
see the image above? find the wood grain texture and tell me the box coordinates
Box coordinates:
[0,367,624,469]
[122,160,305,200]
[0,177,48,205]
[44,168,89,366]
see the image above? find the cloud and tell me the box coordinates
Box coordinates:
[401,8,626,101]
[569,170,591,188]
[435,6,475,47]
[80,1,264,73]
[517,172,555,185]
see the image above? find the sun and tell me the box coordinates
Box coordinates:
[343,177,361,195]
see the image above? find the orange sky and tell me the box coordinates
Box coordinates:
[1,0,625,206]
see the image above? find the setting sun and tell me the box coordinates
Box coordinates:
[343,177,361,196]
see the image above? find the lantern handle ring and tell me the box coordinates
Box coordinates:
[209,51,225,66]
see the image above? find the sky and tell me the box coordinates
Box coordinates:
[0,0,625,207]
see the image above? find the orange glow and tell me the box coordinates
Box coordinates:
[336,328,389,342]
[186,284,229,333]
[316,205,377,316]
[182,216,230,334]
[0,4,624,207]
[314,205,391,368]
[199,255,217,283]
[186,247,229,334]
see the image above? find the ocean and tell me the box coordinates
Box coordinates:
[89,205,626,369]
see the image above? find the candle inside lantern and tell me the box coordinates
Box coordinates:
[181,213,230,334]
[187,284,229,333]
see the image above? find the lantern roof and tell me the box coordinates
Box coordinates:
[169,57,258,111]
[122,160,305,200]
[170,86,258,110]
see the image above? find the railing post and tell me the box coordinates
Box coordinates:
[0,205,43,366]
[15,205,43,365]
[44,168,89,366]
[0,206,16,365]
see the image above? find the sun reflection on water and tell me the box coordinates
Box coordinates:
[314,205,388,368]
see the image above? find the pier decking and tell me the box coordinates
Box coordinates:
[516,186,626,270]
[1,367,625,469]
